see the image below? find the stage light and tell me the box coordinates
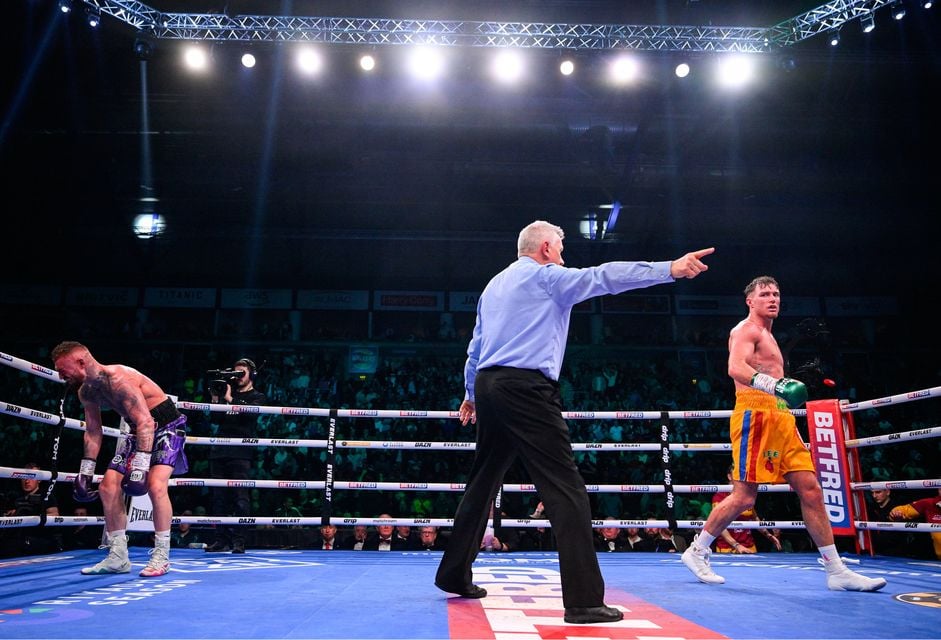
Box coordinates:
[923,1,933,8]
[609,56,639,84]
[491,50,523,84]
[559,59,575,76]
[716,55,756,88]
[360,54,376,72]
[675,62,690,78]
[133,213,166,239]
[58,0,71,14]
[86,7,100,28]
[408,46,445,81]
[862,12,875,33]
[241,53,256,68]
[133,36,154,61]
[892,1,907,19]
[296,48,323,75]
[829,29,841,46]
[183,46,209,72]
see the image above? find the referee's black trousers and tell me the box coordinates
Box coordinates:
[435,366,605,608]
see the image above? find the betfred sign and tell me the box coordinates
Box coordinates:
[806,400,855,535]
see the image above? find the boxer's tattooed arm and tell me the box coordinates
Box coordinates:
[80,371,155,450]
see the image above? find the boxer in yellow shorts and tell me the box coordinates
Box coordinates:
[730,389,815,484]
[681,276,885,592]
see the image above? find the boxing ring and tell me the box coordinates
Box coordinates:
[1,350,939,639]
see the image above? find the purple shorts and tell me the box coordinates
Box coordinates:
[109,400,189,476]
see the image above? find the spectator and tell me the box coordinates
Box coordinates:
[341,524,369,550]
[315,524,341,550]
[889,489,941,560]
[364,515,400,551]
[867,488,911,557]
[417,526,448,551]
[713,466,781,554]
[64,505,103,551]
[594,518,629,552]
[171,510,203,548]
[2,462,62,556]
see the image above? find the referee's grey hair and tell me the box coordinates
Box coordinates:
[518,220,564,256]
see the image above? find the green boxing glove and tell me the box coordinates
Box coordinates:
[750,373,808,409]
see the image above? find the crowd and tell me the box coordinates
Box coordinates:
[1,334,938,560]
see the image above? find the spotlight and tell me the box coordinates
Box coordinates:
[58,0,71,14]
[491,49,524,84]
[829,29,841,46]
[133,213,166,239]
[133,35,154,61]
[407,46,445,81]
[559,59,575,76]
[183,46,209,71]
[716,55,756,88]
[86,7,100,28]
[241,53,256,68]
[861,12,875,33]
[923,1,933,8]
[360,54,376,71]
[609,56,639,84]
[892,1,907,19]
[296,48,323,75]
[675,62,690,78]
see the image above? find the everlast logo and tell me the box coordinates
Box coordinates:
[271,439,299,445]
[415,442,432,448]
[273,518,301,524]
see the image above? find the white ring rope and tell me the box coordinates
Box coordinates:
[3,350,939,540]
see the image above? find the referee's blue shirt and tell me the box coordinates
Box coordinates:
[464,256,673,402]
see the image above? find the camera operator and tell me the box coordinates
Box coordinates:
[205,358,267,554]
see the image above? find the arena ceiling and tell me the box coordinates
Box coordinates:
[2,2,937,298]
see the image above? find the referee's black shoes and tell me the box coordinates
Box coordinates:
[434,582,487,598]
[563,605,623,624]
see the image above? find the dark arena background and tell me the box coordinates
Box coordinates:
[1,2,939,639]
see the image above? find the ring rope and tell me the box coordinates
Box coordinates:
[4,512,937,532]
[3,351,939,544]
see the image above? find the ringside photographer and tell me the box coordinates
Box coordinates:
[205,358,267,554]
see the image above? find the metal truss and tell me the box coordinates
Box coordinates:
[79,0,899,53]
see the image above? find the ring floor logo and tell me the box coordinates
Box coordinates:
[893,592,941,608]
[158,555,324,572]
[446,562,727,639]
[1,579,200,626]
